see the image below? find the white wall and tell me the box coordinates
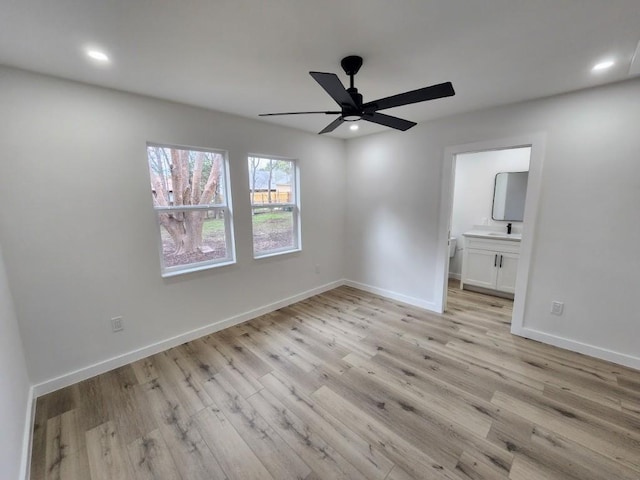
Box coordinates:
[347,78,640,366]
[0,243,31,480]
[0,67,347,386]
[2,64,640,399]
[449,148,530,276]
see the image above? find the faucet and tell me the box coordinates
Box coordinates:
[507,223,512,235]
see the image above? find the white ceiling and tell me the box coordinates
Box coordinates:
[1,0,639,138]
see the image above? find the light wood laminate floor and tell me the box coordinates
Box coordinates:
[30,283,640,479]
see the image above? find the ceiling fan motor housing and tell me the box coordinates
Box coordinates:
[343,87,363,120]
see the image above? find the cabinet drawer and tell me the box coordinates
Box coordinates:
[464,237,520,254]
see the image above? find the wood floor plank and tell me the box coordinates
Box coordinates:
[38,386,76,420]
[75,377,109,433]
[447,337,630,409]
[245,312,352,376]
[152,349,213,416]
[321,360,511,473]
[44,409,90,480]
[205,332,271,378]
[259,371,395,480]
[236,330,325,396]
[491,390,640,472]
[127,429,182,480]
[528,424,640,480]
[195,405,275,480]
[187,337,230,372]
[30,397,49,480]
[85,421,135,480]
[508,455,569,480]
[141,377,228,480]
[98,367,158,445]
[200,334,265,398]
[248,388,370,480]
[267,310,352,359]
[343,352,493,438]
[386,465,418,480]
[543,384,640,432]
[312,385,464,480]
[209,329,273,379]
[455,450,511,480]
[201,373,311,480]
[29,284,640,480]
[622,399,640,419]
[130,356,158,384]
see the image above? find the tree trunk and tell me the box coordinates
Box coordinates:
[191,151,205,205]
[154,149,223,256]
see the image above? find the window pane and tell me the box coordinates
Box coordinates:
[252,207,295,255]
[158,209,229,270]
[248,157,294,205]
[148,145,226,206]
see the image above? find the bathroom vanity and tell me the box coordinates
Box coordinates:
[461,230,521,297]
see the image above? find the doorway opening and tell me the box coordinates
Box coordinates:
[435,134,545,333]
[449,147,530,305]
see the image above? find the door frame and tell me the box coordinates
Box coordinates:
[433,133,546,335]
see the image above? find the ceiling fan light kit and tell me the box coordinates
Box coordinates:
[259,55,455,134]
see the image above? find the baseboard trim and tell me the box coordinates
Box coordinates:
[32,280,345,397]
[343,279,438,313]
[448,273,461,280]
[20,385,35,480]
[513,325,640,371]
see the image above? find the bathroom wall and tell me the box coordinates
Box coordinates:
[449,148,531,277]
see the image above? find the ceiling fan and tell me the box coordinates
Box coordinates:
[259,55,455,134]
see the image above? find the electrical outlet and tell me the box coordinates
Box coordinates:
[111,316,124,332]
[551,301,564,316]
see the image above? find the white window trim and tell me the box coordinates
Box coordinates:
[147,143,236,277]
[248,155,301,259]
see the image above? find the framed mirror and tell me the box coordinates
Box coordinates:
[492,171,528,221]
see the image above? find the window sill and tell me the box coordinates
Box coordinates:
[161,259,236,278]
[253,247,301,260]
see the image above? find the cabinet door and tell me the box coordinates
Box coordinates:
[496,252,519,293]
[463,248,498,289]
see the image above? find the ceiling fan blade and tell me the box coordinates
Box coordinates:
[259,110,341,116]
[319,116,344,134]
[362,112,416,131]
[363,82,455,112]
[309,72,357,109]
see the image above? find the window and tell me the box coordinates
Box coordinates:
[147,144,235,276]
[248,156,300,257]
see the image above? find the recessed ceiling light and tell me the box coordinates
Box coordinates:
[86,49,110,62]
[592,60,614,72]
[349,124,359,131]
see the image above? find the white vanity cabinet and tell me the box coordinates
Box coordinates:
[461,234,520,295]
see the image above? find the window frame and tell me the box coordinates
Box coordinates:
[248,155,301,258]
[147,142,236,277]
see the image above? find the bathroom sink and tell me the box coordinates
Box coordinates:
[463,230,521,240]
[486,232,522,239]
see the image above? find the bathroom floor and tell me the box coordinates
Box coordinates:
[447,277,514,322]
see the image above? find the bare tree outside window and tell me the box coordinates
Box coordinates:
[147,145,234,275]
